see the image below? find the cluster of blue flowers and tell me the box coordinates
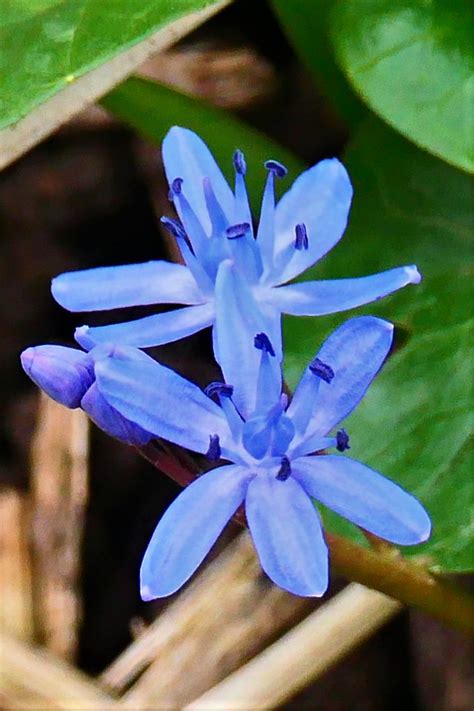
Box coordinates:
[21,127,430,598]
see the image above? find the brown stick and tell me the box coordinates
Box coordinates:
[0,489,33,641]
[30,395,89,660]
[102,532,314,706]
[0,632,117,710]
[185,584,401,710]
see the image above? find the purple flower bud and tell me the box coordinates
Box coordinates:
[81,383,152,446]
[21,345,94,408]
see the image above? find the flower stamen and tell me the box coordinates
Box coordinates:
[295,223,309,250]
[309,357,335,383]
[276,456,291,481]
[206,434,221,461]
[336,428,350,452]
[254,332,276,356]
[226,223,251,240]
[204,382,234,399]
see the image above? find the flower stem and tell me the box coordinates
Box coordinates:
[136,441,474,635]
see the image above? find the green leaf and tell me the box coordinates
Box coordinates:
[270,0,366,127]
[284,119,474,572]
[330,0,474,173]
[0,0,226,130]
[101,76,305,210]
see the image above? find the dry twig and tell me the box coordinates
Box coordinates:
[185,583,402,710]
[0,489,33,641]
[0,632,116,710]
[103,531,314,707]
[30,395,89,660]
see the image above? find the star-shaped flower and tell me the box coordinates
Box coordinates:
[93,316,431,598]
[51,127,421,415]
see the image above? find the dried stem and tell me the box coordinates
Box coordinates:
[30,395,89,659]
[136,441,474,636]
[0,632,116,710]
[101,532,313,704]
[184,584,401,710]
[0,489,33,641]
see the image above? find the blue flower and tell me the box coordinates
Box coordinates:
[20,344,152,446]
[51,127,421,415]
[93,316,431,598]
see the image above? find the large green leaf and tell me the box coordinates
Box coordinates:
[0,0,225,130]
[101,77,305,210]
[270,0,366,127]
[284,119,474,572]
[330,0,474,173]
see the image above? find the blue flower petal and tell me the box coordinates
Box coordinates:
[52,261,202,312]
[214,260,281,419]
[81,383,152,446]
[140,465,251,599]
[288,316,393,438]
[20,345,94,408]
[94,345,231,454]
[75,303,214,350]
[245,472,328,596]
[271,159,353,285]
[163,127,234,233]
[268,266,422,315]
[293,455,431,545]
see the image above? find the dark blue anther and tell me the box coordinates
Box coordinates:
[204,382,234,399]
[264,160,288,178]
[168,177,183,200]
[171,177,183,194]
[254,332,275,357]
[206,434,221,461]
[276,456,291,481]
[226,223,250,240]
[336,429,350,452]
[295,223,309,250]
[160,216,187,241]
[233,149,246,175]
[309,357,335,383]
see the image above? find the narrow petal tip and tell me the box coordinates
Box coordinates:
[408,505,432,545]
[20,347,34,375]
[74,325,96,351]
[406,265,422,285]
[140,584,156,602]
